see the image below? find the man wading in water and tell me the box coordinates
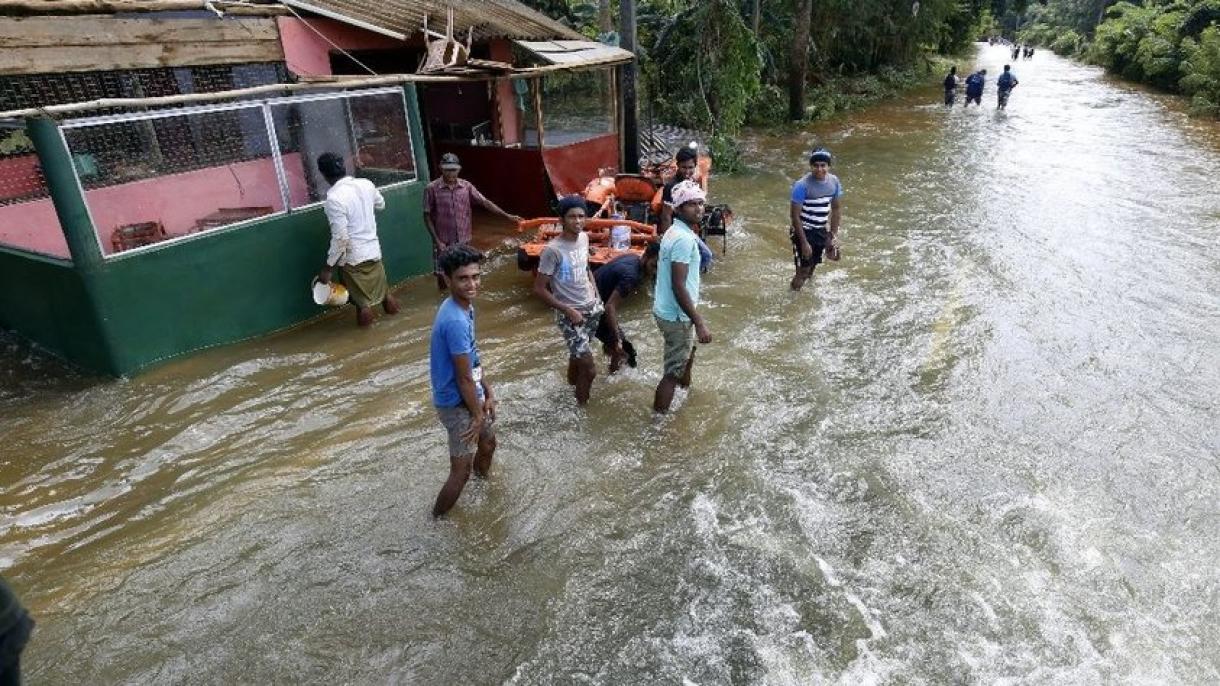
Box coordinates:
[789,148,844,290]
[595,242,661,373]
[430,245,497,517]
[653,180,712,413]
[316,153,399,327]
[534,196,605,406]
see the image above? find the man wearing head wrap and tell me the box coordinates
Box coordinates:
[316,152,400,327]
[424,152,523,289]
[653,180,713,413]
[789,148,844,290]
[533,195,605,406]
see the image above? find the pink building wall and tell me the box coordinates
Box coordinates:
[277,17,407,77]
[0,154,309,259]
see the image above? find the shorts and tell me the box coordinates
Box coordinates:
[555,303,604,358]
[966,92,982,105]
[790,227,829,269]
[437,405,495,457]
[655,314,694,379]
[944,88,956,105]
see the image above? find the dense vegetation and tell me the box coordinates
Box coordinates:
[523,0,996,166]
[1019,0,1220,116]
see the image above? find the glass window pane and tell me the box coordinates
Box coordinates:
[63,105,284,256]
[272,90,416,208]
[0,120,69,259]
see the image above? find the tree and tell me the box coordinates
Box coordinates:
[788,0,813,120]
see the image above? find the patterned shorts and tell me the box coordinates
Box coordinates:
[555,303,604,358]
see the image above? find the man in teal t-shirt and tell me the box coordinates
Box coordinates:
[653,180,713,413]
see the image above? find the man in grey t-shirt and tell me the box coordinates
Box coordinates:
[533,195,605,406]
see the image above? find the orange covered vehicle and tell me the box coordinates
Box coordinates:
[515,217,656,271]
[515,152,731,272]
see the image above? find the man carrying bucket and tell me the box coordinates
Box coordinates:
[316,153,399,327]
[430,245,497,517]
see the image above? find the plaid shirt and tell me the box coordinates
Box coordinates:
[424,177,488,245]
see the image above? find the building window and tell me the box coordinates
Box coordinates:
[55,87,417,257]
[272,89,417,207]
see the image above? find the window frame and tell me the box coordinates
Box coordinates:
[57,87,418,261]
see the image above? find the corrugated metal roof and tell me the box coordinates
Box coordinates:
[282,0,583,42]
[515,40,632,66]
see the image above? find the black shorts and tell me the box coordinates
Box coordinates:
[944,88,956,105]
[966,92,982,105]
[790,228,829,269]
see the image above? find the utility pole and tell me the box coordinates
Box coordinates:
[619,0,640,173]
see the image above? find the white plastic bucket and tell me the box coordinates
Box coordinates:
[311,278,350,306]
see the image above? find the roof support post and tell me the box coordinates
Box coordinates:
[618,0,639,173]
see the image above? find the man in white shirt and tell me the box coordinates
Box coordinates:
[316,153,400,327]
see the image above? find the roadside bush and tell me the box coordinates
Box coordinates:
[1181,26,1220,116]
[1051,30,1086,56]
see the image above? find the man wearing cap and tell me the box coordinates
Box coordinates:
[424,153,523,289]
[653,180,712,414]
[789,148,844,290]
[533,195,604,406]
[316,152,400,327]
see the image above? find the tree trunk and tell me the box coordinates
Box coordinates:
[752,0,762,36]
[599,0,613,34]
[788,0,813,120]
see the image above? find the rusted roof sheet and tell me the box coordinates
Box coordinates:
[281,0,582,42]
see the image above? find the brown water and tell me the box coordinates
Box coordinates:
[4,46,1220,683]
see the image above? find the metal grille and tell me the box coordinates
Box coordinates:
[0,63,290,114]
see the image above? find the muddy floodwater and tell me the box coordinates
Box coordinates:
[3,45,1219,683]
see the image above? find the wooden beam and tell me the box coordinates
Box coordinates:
[0,16,279,48]
[0,0,287,15]
[0,41,285,75]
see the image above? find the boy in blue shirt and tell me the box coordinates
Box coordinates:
[996,64,1019,109]
[430,245,497,517]
[789,148,844,290]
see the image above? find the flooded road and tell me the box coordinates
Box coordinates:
[4,45,1219,683]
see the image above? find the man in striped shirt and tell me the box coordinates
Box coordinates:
[789,148,844,290]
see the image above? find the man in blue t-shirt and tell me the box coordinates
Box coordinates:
[430,245,497,517]
[996,64,1019,110]
[653,180,713,413]
[594,242,660,373]
[789,147,844,290]
[964,69,987,107]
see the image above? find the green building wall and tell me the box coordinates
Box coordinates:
[1,85,433,376]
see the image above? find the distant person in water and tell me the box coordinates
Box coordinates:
[534,195,604,406]
[964,69,987,107]
[943,66,959,106]
[997,64,1019,110]
[1012,44,1021,61]
[430,245,497,517]
[789,148,843,291]
[595,242,660,373]
[653,180,712,413]
[316,152,399,327]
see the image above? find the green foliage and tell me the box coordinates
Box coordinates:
[1026,0,1220,116]
[1180,25,1220,114]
